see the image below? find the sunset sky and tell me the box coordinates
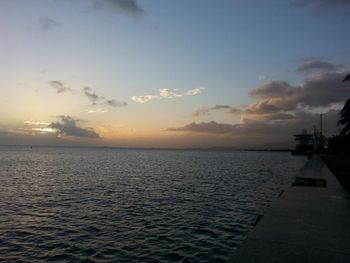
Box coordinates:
[0,0,349,148]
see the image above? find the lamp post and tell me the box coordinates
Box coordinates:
[319,114,324,153]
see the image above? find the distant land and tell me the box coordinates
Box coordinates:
[0,144,292,152]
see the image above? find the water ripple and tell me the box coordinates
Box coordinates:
[0,147,305,262]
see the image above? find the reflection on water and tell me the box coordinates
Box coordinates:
[0,147,305,262]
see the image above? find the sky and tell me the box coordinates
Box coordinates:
[0,0,349,148]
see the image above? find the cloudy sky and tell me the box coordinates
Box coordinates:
[0,0,349,148]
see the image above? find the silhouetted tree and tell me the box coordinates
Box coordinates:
[327,75,350,155]
[338,99,350,137]
[343,74,350,82]
[339,75,350,137]
[327,134,347,155]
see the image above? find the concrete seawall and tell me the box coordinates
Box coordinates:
[231,155,350,262]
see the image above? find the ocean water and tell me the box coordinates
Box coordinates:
[0,146,306,262]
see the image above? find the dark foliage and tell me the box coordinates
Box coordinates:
[338,99,350,137]
[327,134,350,155]
[327,75,350,155]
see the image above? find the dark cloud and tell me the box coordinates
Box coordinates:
[171,59,348,147]
[292,0,350,9]
[0,128,100,147]
[250,81,299,99]
[212,105,241,114]
[94,0,144,16]
[246,71,349,115]
[296,60,345,74]
[300,72,350,107]
[193,105,240,117]
[188,60,348,146]
[246,99,296,115]
[167,109,340,143]
[245,102,275,115]
[167,120,281,136]
[167,121,239,135]
[50,81,73,94]
[49,116,99,138]
[39,17,60,31]
[258,112,297,121]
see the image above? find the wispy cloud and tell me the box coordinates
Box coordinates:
[21,121,55,135]
[31,127,56,133]
[50,80,73,94]
[258,75,267,81]
[106,99,128,107]
[192,108,211,117]
[82,87,128,107]
[39,17,60,31]
[159,88,182,98]
[24,121,50,126]
[132,87,206,103]
[131,95,158,103]
[93,0,145,17]
[86,108,108,113]
[48,81,127,108]
[185,87,206,96]
[49,116,99,138]
[193,105,240,117]
[83,87,100,103]
[296,59,345,74]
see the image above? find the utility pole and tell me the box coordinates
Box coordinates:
[320,114,323,152]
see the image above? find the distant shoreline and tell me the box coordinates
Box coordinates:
[0,144,292,152]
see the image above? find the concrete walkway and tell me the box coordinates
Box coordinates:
[231,155,350,262]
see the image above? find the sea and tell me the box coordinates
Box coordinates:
[0,146,306,262]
